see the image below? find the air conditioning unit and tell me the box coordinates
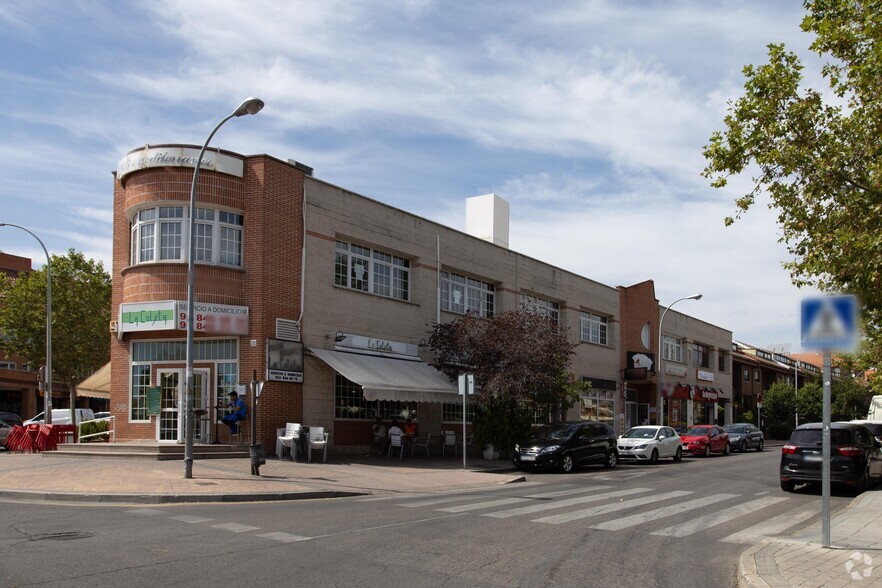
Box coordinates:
[109,320,118,333]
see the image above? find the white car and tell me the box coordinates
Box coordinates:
[617,425,682,464]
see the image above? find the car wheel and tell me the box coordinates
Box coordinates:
[560,453,574,473]
[674,447,682,462]
[649,449,658,465]
[756,440,763,452]
[740,441,747,453]
[780,480,796,492]
[604,450,618,469]
[724,443,731,456]
[703,444,711,457]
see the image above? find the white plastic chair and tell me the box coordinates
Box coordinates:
[412,432,434,457]
[388,431,405,459]
[441,431,458,457]
[307,426,328,463]
[277,423,302,461]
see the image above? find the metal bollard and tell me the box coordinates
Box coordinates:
[249,443,266,476]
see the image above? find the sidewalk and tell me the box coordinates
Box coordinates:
[0,450,524,504]
[740,490,882,587]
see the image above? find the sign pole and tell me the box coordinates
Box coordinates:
[821,350,832,548]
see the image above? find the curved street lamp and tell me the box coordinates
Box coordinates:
[657,293,702,427]
[184,97,264,479]
[0,223,52,423]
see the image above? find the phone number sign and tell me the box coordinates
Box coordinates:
[176,301,249,335]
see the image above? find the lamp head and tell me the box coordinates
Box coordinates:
[688,293,703,301]
[233,97,265,117]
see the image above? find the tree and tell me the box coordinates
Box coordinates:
[0,249,111,400]
[429,310,580,450]
[703,0,882,344]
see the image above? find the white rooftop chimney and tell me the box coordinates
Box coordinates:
[466,193,509,248]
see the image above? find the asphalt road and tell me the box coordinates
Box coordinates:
[0,449,855,588]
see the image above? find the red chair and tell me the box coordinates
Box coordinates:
[4,425,25,451]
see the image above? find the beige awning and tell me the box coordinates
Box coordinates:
[309,348,460,403]
[76,362,110,399]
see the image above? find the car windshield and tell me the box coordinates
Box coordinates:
[790,429,853,445]
[533,424,580,440]
[724,425,746,434]
[622,428,657,439]
[862,423,882,437]
[684,427,711,436]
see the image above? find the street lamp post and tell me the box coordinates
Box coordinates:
[184,97,264,479]
[657,293,702,427]
[0,223,52,423]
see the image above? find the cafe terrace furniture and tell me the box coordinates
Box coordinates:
[276,422,302,460]
[411,432,434,457]
[388,431,405,459]
[307,426,329,463]
[441,431,459,457]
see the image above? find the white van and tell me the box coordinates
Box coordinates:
[24,408,96,426]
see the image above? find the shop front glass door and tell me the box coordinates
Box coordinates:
[158,370,181,442]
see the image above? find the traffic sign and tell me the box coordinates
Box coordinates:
[800,295,858,350]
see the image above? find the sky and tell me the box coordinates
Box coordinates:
[0,1,828,351]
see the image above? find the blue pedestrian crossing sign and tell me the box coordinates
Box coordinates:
[800,295,858,350]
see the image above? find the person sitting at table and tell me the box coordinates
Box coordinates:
[220,390,247,435]
[372,416,387,455]
[388,419,404,455]
[403,418,417,455]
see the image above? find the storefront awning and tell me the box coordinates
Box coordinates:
[76,362,111,399]
[309,348,460,403]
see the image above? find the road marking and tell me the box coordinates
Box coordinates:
[126,509,164,516]
[437,497,533,513]
[210,522,261,533]
[754,491,769,496]
[169,515,214,524]
[399,494,487,508]
[720,508,816,544]
[483,487,652,519]
[590,493,740,531]
[532,490,693,524]
[651,496,790,537]
[256,532,312,543]
[523,486,614,499]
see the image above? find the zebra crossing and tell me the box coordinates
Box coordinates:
[381,483,818,544]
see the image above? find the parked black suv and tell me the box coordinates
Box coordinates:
[513,421,618,473]
[780,422,882,493]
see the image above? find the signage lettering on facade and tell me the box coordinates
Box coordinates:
[665,364,687,377]
[176,301,249,335]
[117,145,245,182]
[697,369,715,382]
[267,339,304,383]
[336,334,418,358]
[119,301,177,332]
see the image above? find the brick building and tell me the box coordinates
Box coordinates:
[110,143,733,454]
[0,252,41,419]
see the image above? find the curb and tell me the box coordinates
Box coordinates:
[0,488,366,505]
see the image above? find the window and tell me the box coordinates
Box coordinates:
[580,389,615,427]
[663,335,683,363]
[520,293,560,325]
[335,241,410,301]
[0,361,16,370]
[334,373,417,420]
[441,271,495,317]
[130,364,151,421]
[693,343,710,368]
[754,369,761,383]
[743,368,750,382]
[580,312,608,345]
[442,402,474,423]
[718,351,728,373]
[130,206,243,267]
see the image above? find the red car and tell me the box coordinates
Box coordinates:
[680,425,730,456]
